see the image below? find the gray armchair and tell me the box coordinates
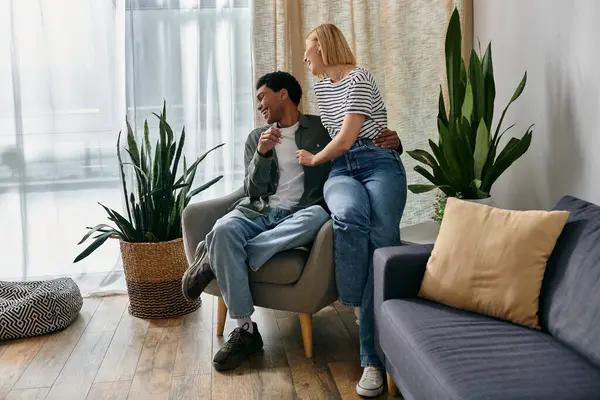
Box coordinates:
[181,188,336,358]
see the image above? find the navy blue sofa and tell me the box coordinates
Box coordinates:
[374,196,600,400]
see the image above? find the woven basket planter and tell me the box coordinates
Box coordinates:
[120,238,201,319]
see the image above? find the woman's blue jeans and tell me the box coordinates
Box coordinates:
[324,139,407,368]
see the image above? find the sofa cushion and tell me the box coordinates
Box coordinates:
[540,196,600,367]
[380,298,600,400]
[249,249,307,284]
[419,197,569,329]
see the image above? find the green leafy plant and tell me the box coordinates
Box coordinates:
[407,7,533,199]
[74,101,224,263]
[433,193,449,223]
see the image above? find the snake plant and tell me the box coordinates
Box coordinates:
[407,7,533,199]
[74,101,224,262]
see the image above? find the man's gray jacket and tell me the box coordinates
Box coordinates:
[232,113,332,218]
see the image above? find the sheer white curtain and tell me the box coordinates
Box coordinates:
[126,0,253,201]
[0,0,125,294]
[0,0,254,296]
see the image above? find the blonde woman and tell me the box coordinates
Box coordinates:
[296,24,407,397]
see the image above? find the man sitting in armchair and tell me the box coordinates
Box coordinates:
[181,71,401,371]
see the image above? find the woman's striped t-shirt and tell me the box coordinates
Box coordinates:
[314,68,387,140]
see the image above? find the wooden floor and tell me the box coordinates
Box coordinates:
[0,294,397,400]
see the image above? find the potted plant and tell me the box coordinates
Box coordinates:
[407,7,533,217]
[74,102,224,319]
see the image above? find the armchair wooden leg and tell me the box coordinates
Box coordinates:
[299,313,313,359]
[387,372,398,396]
[217,297,227,337]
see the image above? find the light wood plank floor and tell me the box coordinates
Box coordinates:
[0,294,398,400]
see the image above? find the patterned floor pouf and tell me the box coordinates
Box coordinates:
[0,278,83,341]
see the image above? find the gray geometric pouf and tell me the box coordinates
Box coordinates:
[0,278,83,341]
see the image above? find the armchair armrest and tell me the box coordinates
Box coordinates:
[293,220,337,311]
[182,188,245,263]
[373,244,433,303]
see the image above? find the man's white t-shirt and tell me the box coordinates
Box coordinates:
[269,121,304,209]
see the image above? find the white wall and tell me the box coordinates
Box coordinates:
[474,0,600,210]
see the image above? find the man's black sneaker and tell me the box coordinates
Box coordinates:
[181,240,215,302]
[213,323,263,371]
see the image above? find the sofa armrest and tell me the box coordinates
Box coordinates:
[374,244,433,303]
[373,244,431,367]
[182,188,245,263]
[293,220,337,308]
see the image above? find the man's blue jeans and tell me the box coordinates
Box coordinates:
[205,205,330,319]
[324,140,407,368]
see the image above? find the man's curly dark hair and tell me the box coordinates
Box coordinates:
[256,71,302,106]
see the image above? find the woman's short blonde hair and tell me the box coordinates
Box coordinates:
[308,24,356,67]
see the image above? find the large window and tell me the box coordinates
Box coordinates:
[0,0,254,282]
[127,0,254,198]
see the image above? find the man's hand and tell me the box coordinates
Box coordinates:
[257,127,282,156]
[373,128,402,151]
[296,150,315,166]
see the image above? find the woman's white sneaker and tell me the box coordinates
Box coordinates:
[356,366,384,397]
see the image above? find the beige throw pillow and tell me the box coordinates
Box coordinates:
[419,198,569,329]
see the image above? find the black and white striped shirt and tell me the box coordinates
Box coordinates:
[314,68,387,140]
